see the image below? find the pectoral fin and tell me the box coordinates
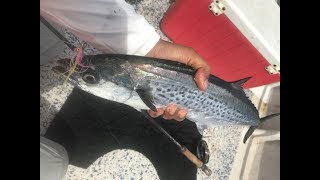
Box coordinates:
[135,86,157,112]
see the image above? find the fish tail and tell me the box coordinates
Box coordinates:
[260,113,280,122]
[243,126,258,144]
[243,113,280,143]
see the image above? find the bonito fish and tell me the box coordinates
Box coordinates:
[53,54,279,143]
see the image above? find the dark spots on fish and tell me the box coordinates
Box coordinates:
[176,97,180,101]
[170,93,175,97]
[174,87,178,91]
[221,115,225,117]
[158,94,165,98]
[210,102,213,105]
[214,99,218,102]
[227,111,230,114]
[182,94,185,97]
[189,90,193,94]
[187,95,191,98]
[217,113,220,116]
[156,88,162,91]
[167,89,171,92]
[154,82,159,86]
[224,108,227,111]
[209,96,213,100]
[195,103,198,106]
[179,91,184,94]
[146,79,151,83]
[219,105,223,108]
[200,98,204,101]
[184,101,189,106]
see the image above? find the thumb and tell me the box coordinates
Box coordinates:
[194,67,210,91]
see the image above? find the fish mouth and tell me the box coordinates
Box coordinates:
[52,58,92,74]
[51,58,86,87]
[52,57,101,88]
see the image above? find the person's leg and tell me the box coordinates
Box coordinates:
[40,136,69,180]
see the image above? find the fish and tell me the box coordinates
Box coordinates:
[52,54,279,143]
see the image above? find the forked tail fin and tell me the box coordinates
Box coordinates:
[243,113,280,143]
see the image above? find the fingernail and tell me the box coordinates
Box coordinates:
[168,109,175,116]
[178,113,185,119]
[162,116,169,120]
[178,110,187,119]
[155,108,163,116]
[202,80,208,90]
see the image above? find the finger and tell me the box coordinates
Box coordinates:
[174,109,188,121]
[187,55,211,78]
[194,67,209,91]
[186,56,210,91]
[162,104,178,120]
[148,108,164,118]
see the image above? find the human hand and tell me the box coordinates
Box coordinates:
[146,39,211,121]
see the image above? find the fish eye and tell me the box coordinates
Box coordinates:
[83,73,98,84]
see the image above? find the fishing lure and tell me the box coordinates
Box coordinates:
[48,46,87,111]
[62,46,88,86]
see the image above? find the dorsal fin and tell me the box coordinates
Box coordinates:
[230,77,252,89]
